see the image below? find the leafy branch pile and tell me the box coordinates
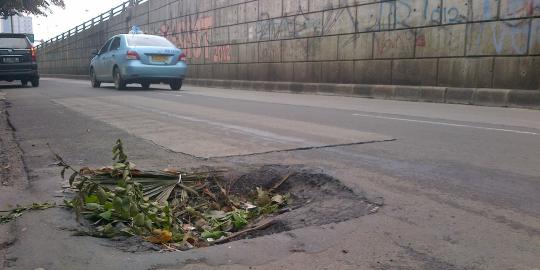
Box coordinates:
[0,202,55,224]
[57,140,289,249]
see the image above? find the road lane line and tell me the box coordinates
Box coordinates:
[156,92,182,97]
[352,113,538,135]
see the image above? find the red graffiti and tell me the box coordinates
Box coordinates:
[377,34,412,55]
[212,46,232,62]
[151,15,238,63]
[416,34,426,47]
[503,0,535,17]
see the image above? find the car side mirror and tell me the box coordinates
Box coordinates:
[91,49,99,56]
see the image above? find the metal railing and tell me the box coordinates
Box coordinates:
[36,0,148,48]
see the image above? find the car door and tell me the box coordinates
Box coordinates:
[103,36,122,80]
[94,38,113,80]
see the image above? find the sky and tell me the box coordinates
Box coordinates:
[32,0,128,42]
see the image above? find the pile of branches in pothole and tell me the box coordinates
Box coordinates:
[55,140,291,250]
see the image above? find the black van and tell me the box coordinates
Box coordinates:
[0,33,39,87]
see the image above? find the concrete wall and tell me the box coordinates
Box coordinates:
[38,0,540,91]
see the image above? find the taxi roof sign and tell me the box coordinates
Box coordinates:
[129,26,144,34]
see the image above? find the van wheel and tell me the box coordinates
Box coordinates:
[31,78,39,87]
[170,79,182,91]
[113,67,126,90]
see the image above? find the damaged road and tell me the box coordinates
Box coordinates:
[1,79,540,270]
[0,91,31,269]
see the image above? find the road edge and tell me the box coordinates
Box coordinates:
[40,75,540,110]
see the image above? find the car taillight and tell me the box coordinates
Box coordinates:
[126,50,140,60]
[178,52,186,61]
[31,47,36,62]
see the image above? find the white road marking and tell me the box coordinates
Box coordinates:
[156,92,182,97]
[352,113,538,135]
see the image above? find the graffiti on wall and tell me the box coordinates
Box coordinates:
[147,0,538,62]
[469,20,530,55]
[501,0,536,18]
[153,15,232,63]
[295,13,323,37]
[375,30,415,57]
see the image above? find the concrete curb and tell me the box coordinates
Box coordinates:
[185,79,540,109]
[41,75,539,109]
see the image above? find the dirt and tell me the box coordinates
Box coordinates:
[0,95,26,190]
[0,92,29,269]
[222,164,377,239]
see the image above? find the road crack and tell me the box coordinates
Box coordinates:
[210,139,397,159]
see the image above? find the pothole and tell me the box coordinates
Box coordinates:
[225,165,376,236]
[97,164,379,253]
[56,141,380,252]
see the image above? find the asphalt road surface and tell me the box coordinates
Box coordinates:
[0,78,539,270]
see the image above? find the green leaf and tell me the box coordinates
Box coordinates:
[63,199,74,208]
[84,195,99,204]
[206,210,226,219]
[97,187,108,204]
[103,202,113,210]
[129,203,139,217]
[231,211,248,230]
[112,197,122,211]
[85,203,101,211]
[134,213,145,227]
[99,210,113,221]
[201,230,225,240]
[113,163,126,170]
[127,162,136,170]
[123,169,130,179]
[120,197,131,219]
[145,219,153,230]
[69,172,78,186]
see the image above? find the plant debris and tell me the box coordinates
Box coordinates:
[55,139,290,249]
[0,202,56,224]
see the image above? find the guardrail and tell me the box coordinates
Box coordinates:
[36,0,148,48]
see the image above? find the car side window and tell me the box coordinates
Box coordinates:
[98,39,113,54]
[109,37,121,51]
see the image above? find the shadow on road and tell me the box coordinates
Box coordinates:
[0,84,28,89]
[99,85,173,92]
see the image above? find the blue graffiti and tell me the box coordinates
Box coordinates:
[490,23,528,54]
[483,0,491,20]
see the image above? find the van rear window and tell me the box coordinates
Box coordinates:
[126,35,174,47]
[0,37,29,49]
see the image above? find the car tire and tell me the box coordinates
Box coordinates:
[141,82,150,90]
[31,78,39,87]
[90,68,101,88]
[113,67,126,90]
[21,80,28,87]
[170,79,182,91]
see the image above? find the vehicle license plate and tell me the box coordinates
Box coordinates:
[3,57,19,63]
[152,55,168,62]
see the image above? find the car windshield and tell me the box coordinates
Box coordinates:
[0,37,29,49]
[126,35,174,47]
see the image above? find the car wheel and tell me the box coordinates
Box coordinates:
[141,82,150,90]
[21,80,28,87]
[170,79,182,91]
[90,68,101,88]
[31,78,39,87]
[113,67,126,90]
